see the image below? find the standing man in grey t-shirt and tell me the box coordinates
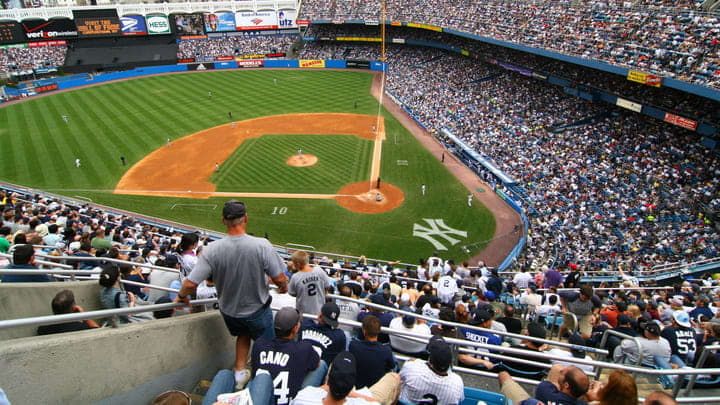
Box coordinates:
[175,200,288,389]
[289,250,332,316]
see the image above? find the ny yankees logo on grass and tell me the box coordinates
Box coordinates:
[412,219,467,251]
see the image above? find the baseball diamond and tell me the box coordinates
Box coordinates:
[0,69,518,263]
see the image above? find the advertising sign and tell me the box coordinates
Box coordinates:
[27,40,65,47]
[0,22,25,44]
[147,14,171,34]
[346,59,370,69]
[299,59,325,68]
[203,12,236,32]
[22,19,78,39]
[173,14,204,35]
[177,58,195,63]
[73,9,121,37]
[187,62,214,71]
[215,55,233,61]
[277,9,297,28]
[627,70,662,87]
[296,19,310,26]
[616,97,642,113]
[237,59,264,67]
[406,22,441,31]
[235,11,278,30]
[664,112,698,130]
[120,15,147,36]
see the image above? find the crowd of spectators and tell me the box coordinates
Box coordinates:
[0,45,66,73]
[299,0,720,89]
[300,42,719,271]
[303,24,719,126]
[177,34,297,60]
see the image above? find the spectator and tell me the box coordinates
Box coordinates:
[2,244,53,283]
[388,314,432,358]
[586,369,638,405]
[496,304,522,334]
[458,309,501,370]
[300,302,347,365]
[399,336,465,405]
[349,315,396,390]
[560,285,601,338]
[614,321,671,365]
[37,289,99,335]
[498,364,589,405]
[289,250,332,317]
[250,307,326,405]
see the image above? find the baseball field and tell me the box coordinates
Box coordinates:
[0,69,499,262]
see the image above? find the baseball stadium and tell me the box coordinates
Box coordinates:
[0,0,719,403]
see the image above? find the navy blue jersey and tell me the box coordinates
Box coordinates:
[299,319,347,364]
[251,337,319,404]
[661,325,697,362]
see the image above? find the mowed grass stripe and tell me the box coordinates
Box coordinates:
[24,100,71,187]
[91,85,154,160]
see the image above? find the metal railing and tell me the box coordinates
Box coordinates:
[327,293,608,355]
[31,253,181,274]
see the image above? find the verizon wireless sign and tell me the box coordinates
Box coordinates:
[22,19,78,39]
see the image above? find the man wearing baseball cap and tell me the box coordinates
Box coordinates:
[458,308,502,370]
[251,307,326,405]
[660,310,696,367]
[399,336,464,404]
[300,302,347,364]
[291,351,401,405]
[614,319,671,365]
[175,200,289,388]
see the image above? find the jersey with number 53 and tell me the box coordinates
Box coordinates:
[289,267,332,316]
[661,325,697,363]
[251,337,320,405]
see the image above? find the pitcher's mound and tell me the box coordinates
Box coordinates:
[336,181,405,214]
[286,154,318,167]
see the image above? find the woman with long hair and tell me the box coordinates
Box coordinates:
[587,369,637,405]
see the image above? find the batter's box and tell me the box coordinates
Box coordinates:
[396,160,409,166]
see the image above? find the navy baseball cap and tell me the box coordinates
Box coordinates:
[321,302,340,328]
[427,336,452,372]
[469,309,493,325]
[329,351,357,398]
[222,200,246,220]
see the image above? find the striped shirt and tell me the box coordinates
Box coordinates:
[399,360,464,405]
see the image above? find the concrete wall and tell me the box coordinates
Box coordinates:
[0,280,103,340]
[0,311,235,404]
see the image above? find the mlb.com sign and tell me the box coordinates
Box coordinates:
[146,15,170,34]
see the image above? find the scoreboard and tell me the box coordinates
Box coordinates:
[0,22,25,44]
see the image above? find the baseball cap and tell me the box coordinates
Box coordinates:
[164,254,180,267]
[321,302,340,328]
[427,336,452,373]
[527,322,547,339]
[222,200,246,220]
[484,291,496,301]
[469,309,493,325]
[617,314,633,325]
[644,321,661,336]
[274,307,301,334]
[673,310,692,328]
[568,333,587,358]
[402,314,416,326]
[369,294,388,306]
[328,351,356,399]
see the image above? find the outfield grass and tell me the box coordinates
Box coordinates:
[0,69,496,262]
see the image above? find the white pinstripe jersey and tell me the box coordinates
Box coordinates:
[399,359,464,405]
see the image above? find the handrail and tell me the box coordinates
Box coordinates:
[327,293,608,355]
[0,252,74,269]
[0,298,217,330]
[597,329,645,379]
[683,344,720,396]
[120,279,178,294]
[0,269,100,275]
[32,253,181,274]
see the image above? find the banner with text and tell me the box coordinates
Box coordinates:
[664,112,698,130]
[277,9,297,28]
[237,59,264,67]
[627,70,662,87]
[22,19,78,40]
[299,59,325,68]
[235,11,278,30]
[147,14,171,34]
